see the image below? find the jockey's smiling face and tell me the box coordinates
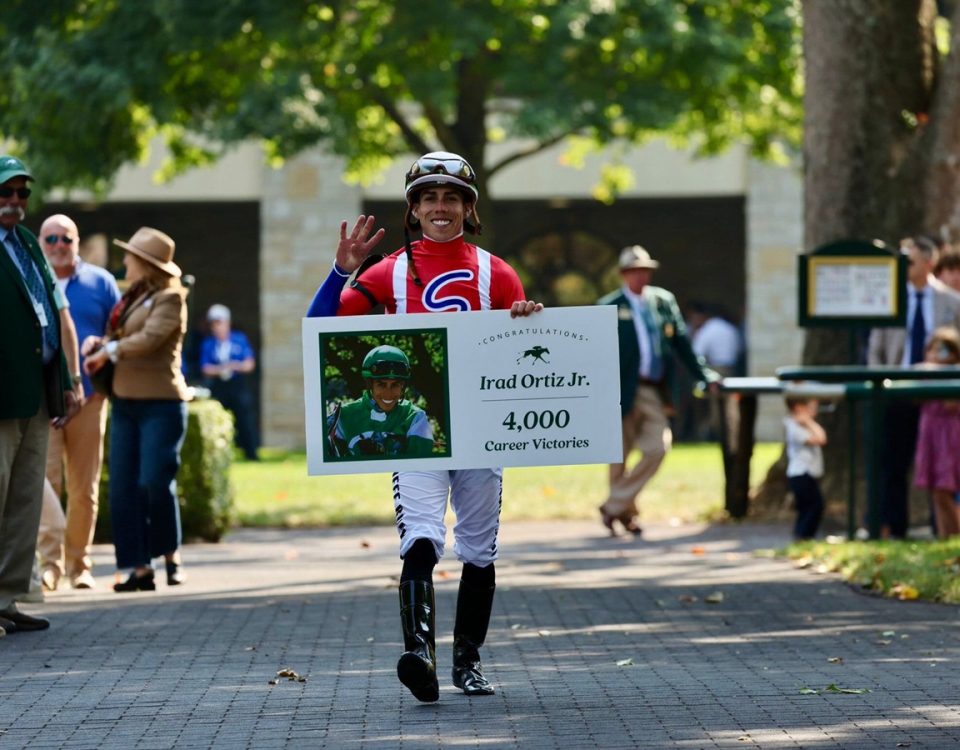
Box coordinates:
[370,378,405,413]
[411,186,471,243]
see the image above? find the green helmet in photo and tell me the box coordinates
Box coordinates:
[362,345,412,380]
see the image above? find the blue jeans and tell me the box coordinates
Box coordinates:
[109,398,187,569]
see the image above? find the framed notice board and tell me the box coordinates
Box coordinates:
[798,239,907,328]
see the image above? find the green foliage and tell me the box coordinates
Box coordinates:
[0,0,802,195]
[96,398,236,545]
[177,398,236,542]
[783,538,960,604]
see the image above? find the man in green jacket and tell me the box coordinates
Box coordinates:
[597,245,720,537]
[0,155,79,636]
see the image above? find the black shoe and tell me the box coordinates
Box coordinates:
[599,508,619,537]
[620,514,643,536]
[397,580,439,702]
[113,571,156,592]
[165,560,186,586]
[0,607,50,631]
[452,636,495,696]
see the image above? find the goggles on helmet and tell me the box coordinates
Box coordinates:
[404,151,479,203]
[408,155,475,182]
[366,359,411,379]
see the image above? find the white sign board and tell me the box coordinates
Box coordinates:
[302,306,622,475]
[809,256,897,317]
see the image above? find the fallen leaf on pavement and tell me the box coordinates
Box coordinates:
[823,683,869,694]
[691,546,706,555]
[276,667,308,683]
[360,540,371,548]
[891,584,919,600]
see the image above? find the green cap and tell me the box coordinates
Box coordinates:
[0,155,33,185]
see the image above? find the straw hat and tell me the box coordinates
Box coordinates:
[113,227,181,277]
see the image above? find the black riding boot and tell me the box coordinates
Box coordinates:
[452,576,496,696]
[397,579,439,702]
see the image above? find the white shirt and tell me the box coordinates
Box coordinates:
[692,317,742,368]
[622,285,655,379]
[784,417,824,478]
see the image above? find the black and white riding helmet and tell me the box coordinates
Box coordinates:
[403,151,481,234]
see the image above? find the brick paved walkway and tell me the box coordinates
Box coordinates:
[1,520,958,749]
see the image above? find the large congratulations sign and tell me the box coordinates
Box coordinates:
[302,306,622,475]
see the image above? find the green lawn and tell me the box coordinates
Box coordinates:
[231,442,782,528]
[782,538,960,604]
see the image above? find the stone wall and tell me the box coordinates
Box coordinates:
[745,159,805,440]
[260,150,361,447]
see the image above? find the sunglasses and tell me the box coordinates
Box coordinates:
[408,156,474,180]
[44,234,76,245]
[368,360,411,378]
[0,187,31,199]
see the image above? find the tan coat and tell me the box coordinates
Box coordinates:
[868,277,960,365]
[108,286,191,401]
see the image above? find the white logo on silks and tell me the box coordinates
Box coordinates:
[422,269,474,312]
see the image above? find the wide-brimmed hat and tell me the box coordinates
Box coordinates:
[618,245,660,270]
[0,155,33,184]
[113,227,181,277]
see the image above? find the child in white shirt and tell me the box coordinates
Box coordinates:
[784,396,828,540]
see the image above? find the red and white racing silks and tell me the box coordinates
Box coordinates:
[337,236,526,315]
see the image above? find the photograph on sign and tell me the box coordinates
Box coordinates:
[318,329,452,463]
[302,307,622,475]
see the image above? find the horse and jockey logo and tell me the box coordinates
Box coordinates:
[517,345,550,365]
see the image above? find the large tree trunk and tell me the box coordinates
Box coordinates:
[754,1,939,520]
[923,1,960,239]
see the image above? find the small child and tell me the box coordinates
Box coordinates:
[912,327,960,539]
[784,396,828,540]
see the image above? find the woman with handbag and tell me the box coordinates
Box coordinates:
[82,227,191,592]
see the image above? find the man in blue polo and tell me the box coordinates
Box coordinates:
[0,155,79,636]
[38,214,121,591]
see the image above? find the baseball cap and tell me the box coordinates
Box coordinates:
[618,245,660,270]
[207,304,231,322]
[0,155,34,184]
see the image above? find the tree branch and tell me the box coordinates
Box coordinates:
[488,130,578,178]
[369,90,431,156]
[421,101,460,154]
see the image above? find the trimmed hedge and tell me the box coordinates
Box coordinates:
[95,398,236,544]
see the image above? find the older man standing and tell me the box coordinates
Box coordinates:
[0,156,79,636]
[597,245,720,537]
[37,214,121,590]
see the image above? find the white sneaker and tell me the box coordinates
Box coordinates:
[71,571,96,590]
